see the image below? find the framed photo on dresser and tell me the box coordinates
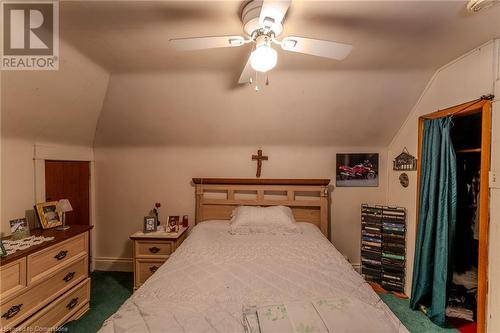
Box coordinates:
[35,201,62,229]
[0,240,7,257]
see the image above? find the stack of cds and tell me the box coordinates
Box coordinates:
[361,205,383,283]
[381,206,406,292]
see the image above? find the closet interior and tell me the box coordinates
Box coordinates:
[447,112,482,324]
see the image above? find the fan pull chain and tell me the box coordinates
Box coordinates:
[266,74,269,86]
[255,71,259,92]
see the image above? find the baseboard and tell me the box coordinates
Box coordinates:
[94,257,133,272]
[352,263,361,273]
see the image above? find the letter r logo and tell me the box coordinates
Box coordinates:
[3,3,53,56]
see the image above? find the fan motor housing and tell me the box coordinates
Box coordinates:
[241,0,283,37]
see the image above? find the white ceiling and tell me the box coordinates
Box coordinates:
[61,1,500,73]
[2,1,500,147]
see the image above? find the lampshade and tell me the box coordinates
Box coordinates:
[250,44,277,73]
[56,199,73,213]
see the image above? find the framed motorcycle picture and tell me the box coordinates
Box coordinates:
[336,153,379,187]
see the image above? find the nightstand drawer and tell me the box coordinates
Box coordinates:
[27,233,88,284]
[135,259,165,286]
[135,240,173,258]
[0,258,26,300]
[17,278,90,332]
[0,255,87,329]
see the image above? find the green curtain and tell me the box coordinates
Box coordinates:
[410,118,457,327]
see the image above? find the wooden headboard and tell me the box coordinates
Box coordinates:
[192,178,331,239]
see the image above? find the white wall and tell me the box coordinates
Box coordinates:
[386,40,498,329]
[94,145,388,271]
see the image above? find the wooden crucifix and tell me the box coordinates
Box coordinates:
[252,149,268,178]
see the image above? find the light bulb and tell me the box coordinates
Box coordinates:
[250,44,277,73]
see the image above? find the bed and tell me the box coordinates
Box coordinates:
[99,178,407,333]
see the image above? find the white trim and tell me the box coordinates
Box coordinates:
[94,257,134,272]
[33,143,97,270]
[34,143,94,161]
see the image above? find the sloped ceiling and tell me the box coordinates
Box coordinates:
[2,1,500,147]
[1,40,109,146]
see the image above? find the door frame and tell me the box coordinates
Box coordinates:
[33,144,96,271]
[416,98,492,333]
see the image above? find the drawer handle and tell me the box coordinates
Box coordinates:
[149,246,160,254]
[149,265,159,273]
[1,304,23,320]
[63,272,76,282]
[66,297,79,310]
[54,250,68,260]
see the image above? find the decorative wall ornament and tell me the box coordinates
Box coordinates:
[399,173,410,188]
[393,147,417,171]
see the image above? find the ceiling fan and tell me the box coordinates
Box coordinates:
[169,0,353,85]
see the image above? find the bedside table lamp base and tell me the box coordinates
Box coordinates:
[56,213,71,231]
[56,199,73,231]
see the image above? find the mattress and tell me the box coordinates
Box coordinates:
[99,221,408,333]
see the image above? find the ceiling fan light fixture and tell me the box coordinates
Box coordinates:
[250,44,277,72]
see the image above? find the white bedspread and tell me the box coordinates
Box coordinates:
[99,221,408,333]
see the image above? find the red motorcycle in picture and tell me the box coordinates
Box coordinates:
[338,160,376,181]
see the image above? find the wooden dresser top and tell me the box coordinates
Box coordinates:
[0,225,93,265]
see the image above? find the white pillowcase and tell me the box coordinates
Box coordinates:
[230,205,300,235]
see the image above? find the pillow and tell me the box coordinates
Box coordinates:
[230,205,300,234]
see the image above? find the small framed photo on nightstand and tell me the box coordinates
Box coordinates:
[167,216,179,233]
[143,216,157,233]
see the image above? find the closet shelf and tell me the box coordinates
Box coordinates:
[456,148,481,154]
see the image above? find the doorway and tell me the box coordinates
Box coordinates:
[45,160,90,226]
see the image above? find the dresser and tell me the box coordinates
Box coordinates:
[0,225,92,331]
[130,227,188,290]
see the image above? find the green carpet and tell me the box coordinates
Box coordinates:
[377,292,458,333]
[64,271,133,333]
[65,271,456,333]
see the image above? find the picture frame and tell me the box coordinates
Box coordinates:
[9,218,30,240]
[336,153,379,187]
[144,216,157,233]
[35,201,62,229]
[167,216,179,233]
[0,240,7,257]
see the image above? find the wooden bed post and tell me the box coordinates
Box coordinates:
[320,186,329,238]
[195,184,203,224]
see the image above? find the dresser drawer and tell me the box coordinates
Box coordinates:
[27,232,88,284]
[135,259,165,286]
[135,240,173,258]
[0,255,88,329]
[17,278,90,331]
[0,258,26,300]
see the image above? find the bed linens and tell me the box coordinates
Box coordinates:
[99,221,408,333]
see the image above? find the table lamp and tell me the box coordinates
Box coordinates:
[56,199,73,231]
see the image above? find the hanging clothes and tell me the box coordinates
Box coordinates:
[410,117,458,327]
[454,157,479,273]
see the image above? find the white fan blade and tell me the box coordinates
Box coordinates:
[170,36,245,51]
[281,36,352,60]
[238,54,254,84]
[259,0,291,29]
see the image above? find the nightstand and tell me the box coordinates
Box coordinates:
[130,227,189,290]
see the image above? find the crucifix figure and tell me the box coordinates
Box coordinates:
[252,149,268,178]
